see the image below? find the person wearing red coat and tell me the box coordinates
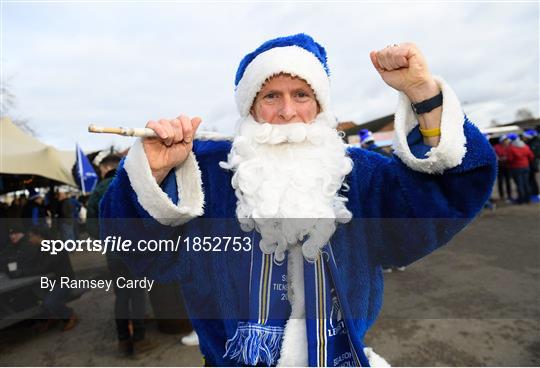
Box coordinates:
[507,133,534,203]
[493,135,512,201]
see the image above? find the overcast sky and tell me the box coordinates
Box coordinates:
[3,1,539,151]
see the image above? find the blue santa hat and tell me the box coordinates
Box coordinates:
[359,129,375,144]
[234,33,331,118]
[507,133,518,141]
[498,134,509,143]
[522,129,538,139]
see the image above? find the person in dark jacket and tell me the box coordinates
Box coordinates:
[21,191,48,227]
[1,225,33,273]
[55,191,77,241]
[87,154,121,238]
[14,226,79,331]
[88,154,158,356]
[5,196,26,219]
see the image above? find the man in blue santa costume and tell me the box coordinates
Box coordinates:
[100,34,496,366]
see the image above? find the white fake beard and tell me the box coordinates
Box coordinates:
[220,112,353,262]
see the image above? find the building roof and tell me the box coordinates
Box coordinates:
[337,114,395,137]
[499,118,540,130]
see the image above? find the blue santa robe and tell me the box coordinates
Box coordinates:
[100,78,497,366]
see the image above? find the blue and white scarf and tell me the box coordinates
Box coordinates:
[224,234,362,366]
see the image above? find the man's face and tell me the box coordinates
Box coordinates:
[251,74,319,124]
[99,164,111,179]
[8,232,24,245]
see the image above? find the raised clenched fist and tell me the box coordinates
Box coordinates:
[369,42,438,102]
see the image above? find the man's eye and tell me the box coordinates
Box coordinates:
[295,91,311,100]
[264,93,277,99]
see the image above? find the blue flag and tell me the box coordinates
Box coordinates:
[76,144,98,194]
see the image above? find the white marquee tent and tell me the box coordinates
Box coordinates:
[0,117,76,188]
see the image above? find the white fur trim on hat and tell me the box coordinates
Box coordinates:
[124,139,204,226]
[392,76,467,174]
[235,46,331,117]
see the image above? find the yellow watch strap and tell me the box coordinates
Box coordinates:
[419,126,441,137]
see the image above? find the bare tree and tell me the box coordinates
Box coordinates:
[515,108,534,121]
[0,78,36,136]
[0,84,15,114]
[13,118,36,136]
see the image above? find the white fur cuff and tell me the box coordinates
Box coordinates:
[364,347,391,367]
[392,76,467,174]
[124,139,204,226]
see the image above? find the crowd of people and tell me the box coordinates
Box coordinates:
[0,212,80,332]
[0,151,200,358]
[0,189,87,237]
[492,127,540,205]
[357,126,540,208]
[0,172,96,334]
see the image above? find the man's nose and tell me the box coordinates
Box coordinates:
[278,95,297,122]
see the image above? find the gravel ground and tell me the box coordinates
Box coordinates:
[365,202,540,366]
[0,202,538,366]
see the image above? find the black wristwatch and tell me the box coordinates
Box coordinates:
[411,91,443,114]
